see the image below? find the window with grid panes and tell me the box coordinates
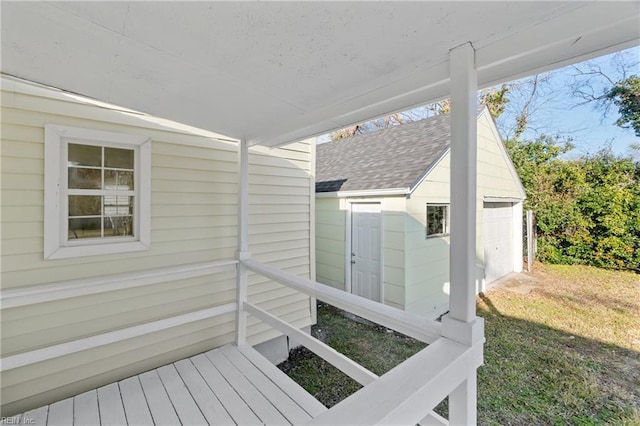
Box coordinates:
[44,125,151,259]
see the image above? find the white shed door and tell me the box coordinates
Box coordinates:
[483,202,514,283]
[351,203,382,302]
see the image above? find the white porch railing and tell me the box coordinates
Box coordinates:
[242,258,484,426]
[1,257,483,424]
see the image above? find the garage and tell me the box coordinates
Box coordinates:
[483,202,516,283]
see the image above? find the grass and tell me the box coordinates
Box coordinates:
[278,264,640,425]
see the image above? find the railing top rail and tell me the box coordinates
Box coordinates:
[242,259,442,344]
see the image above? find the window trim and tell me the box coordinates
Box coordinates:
[426,203,450,238]
[44,125,151,259]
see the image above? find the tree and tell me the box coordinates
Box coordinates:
[330,113,407,141]
[568,48,639,137]
[604,75,640,136]
[330,87,511,141]
[480,85,509,119]
[506,136,640,270]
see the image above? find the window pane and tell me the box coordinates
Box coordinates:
[104,196,133,216]
[104,216,133,237]
[68,168,101,189]
[68,143,101,167]
[105,147,134,169]
[69,195,102,216]
[69,217,102,239]
[427,205,447,236]
[104,170,134,190]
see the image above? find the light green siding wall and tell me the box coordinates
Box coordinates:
[314,196,406,309]
[477,112,523,199]
[315,198,346,290]
[405,154,452,318]
[403,110,523,319]
[380,197,406,309]
[0,83,314,415]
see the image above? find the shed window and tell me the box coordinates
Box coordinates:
[426,204,449,237]
[44,125,151,259]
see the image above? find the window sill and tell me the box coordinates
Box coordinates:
[45,241,150,260]
[426,233,450,239]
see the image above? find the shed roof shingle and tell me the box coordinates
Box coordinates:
[316,113,454,193]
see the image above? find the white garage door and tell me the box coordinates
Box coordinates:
[483,202,514,283]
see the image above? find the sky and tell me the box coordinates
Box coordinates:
[496,46,639,158]
[319,47,639,158]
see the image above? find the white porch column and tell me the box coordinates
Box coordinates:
[448,42,477,323]
[235,139,250,345]
[443,42,484,426]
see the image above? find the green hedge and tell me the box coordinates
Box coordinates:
[506,137,640,271]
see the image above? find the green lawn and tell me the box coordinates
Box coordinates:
[278,264,640,425]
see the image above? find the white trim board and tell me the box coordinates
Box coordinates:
[1,260,238,309]
[316,188,409,198]
[0,302,237,371]
[483,196,522,203]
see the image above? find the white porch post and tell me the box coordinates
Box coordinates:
[235,139,250,345]
[443,42,484,426]
[448,42,477,323]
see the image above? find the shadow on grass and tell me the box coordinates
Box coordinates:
[279,300,640,425]
[478,292,640,425]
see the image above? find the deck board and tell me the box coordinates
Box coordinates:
[97,383,127,426]
[23,406,48,426]
[191,353,263,425]
[174,358,236,425]
[17,343,327,425]
[205,349,290,425]
[73,390,100,426]
[46,397,72,426]
[157,364,208,425]
[139,370,182,426]
[220,345,312,424]
[119,376,155,426]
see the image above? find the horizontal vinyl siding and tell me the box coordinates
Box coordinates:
[0,87,313,415]
[404,155,451,319]
[314,196,406,307]
[403,113,522,319]
[315,198,345,290]
[476,113,523,200]
[247,141,314,347]
[381,204,405,308]
[476,112,524,267]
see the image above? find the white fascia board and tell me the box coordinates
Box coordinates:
[408,147,451,197]
[316,188,409,198]
[483,196,523,203]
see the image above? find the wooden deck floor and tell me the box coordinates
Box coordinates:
[16,344,327,425]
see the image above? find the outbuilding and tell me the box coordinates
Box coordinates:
[316,106,526,319]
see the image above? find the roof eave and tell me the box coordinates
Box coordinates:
[315,188,410,198]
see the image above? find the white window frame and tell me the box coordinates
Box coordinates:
[44,125,151,259]
[426,203,450,238]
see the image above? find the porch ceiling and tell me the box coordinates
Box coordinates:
[1,2,638,146]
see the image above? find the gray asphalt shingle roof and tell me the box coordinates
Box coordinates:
[316,113,453,193]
